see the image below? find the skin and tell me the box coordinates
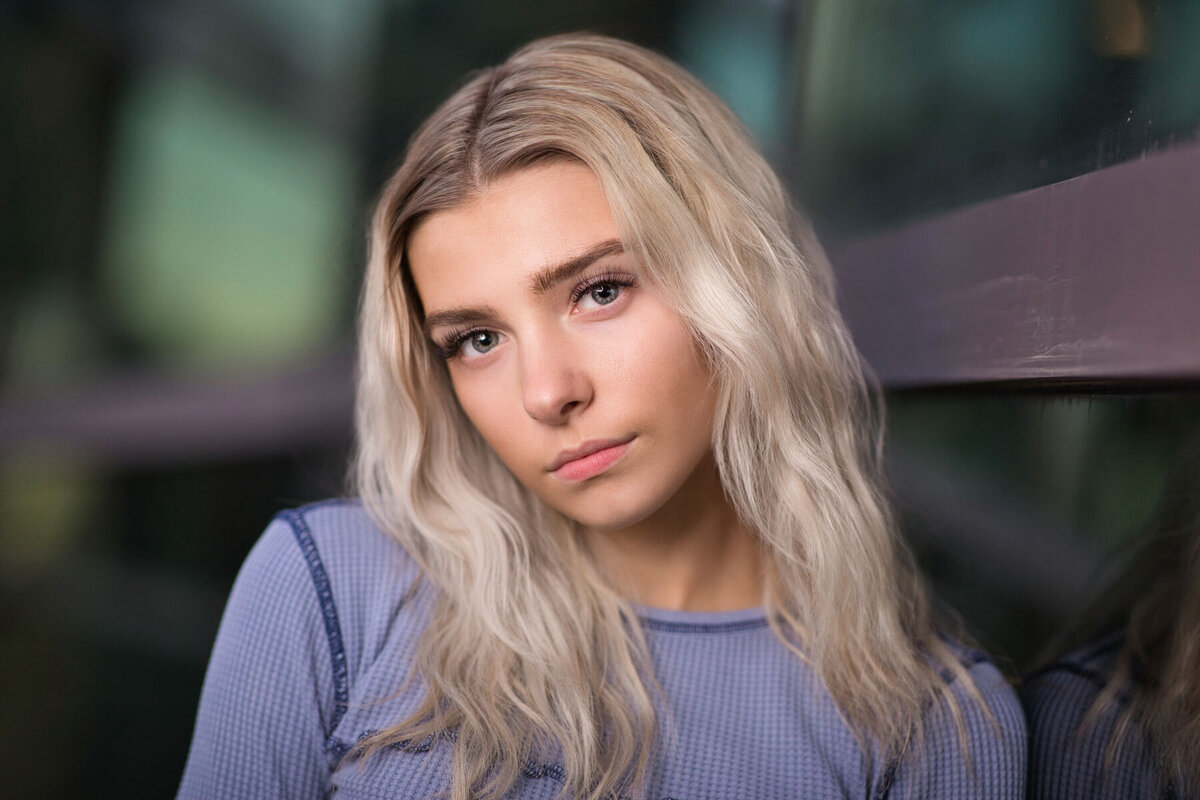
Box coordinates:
[408,161,763,612]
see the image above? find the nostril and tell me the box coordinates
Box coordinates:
[520,360,593,424]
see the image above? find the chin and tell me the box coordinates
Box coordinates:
[557,491,660,532]
[569,512,643,533]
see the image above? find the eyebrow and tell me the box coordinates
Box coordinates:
[528,238,624,295]
[422,305,502,339]
[421,238,626,338]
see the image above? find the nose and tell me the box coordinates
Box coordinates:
[519,334,593,425]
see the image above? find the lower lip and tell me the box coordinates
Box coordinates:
[553,440,633,482]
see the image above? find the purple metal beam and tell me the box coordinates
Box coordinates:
[6,144,1198,466]
[0,350,354,466]
[829,140,1200,388]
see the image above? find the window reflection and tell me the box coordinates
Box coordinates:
[793,0,1200,231]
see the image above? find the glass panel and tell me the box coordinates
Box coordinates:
[886,390,1200,666]
[792,0,1200,231]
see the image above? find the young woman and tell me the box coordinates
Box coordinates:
[178,33,1024,800]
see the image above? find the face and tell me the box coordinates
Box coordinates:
[407,161,720,532]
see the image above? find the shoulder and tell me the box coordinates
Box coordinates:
[933,638,1024,737]
[269,498,416,568]
[262,500,427,672]
[236,499,422,632]
[1021,633,1162,800]
[266,498,422,602]
[234,499,428,712]
[223,499,429,729]
[179,499,425,797]
[887,639,1025,799]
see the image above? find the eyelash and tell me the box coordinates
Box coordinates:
[436,271,640,360]
[569,271,639,304]
[432,326,482,360]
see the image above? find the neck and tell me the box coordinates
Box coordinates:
[583,453,764,612]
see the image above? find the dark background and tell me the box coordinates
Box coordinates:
[2,0,1198,795]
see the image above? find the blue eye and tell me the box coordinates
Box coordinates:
[463,330,500,354]
[586,282,620,306]
[438,327,503,360]
[571,272,638,308]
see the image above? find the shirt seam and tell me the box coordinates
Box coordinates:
[278,508,351,739]
[639,618,770,634]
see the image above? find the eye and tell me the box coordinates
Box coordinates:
[439,327,504,360]
[571,273,638,310]
[586,282,620,306]
[461,329,501,356]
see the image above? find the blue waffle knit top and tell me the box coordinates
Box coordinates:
[178,500,1025,799]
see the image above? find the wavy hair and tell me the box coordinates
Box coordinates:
[353,32,976,800]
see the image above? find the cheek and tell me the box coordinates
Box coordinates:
[623,311,713,410]
[451,372,554,490]
[450,377,520,461]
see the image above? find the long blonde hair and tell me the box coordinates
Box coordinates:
[353,32,974,800]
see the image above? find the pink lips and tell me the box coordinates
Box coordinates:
[550,436,634,482]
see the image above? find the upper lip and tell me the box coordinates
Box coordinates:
[548,436,634,472]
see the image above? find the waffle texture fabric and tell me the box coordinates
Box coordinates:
[179,500,1026,799]
[1022,634,1178,799]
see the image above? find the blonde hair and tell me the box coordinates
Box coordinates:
[353,32,975,800]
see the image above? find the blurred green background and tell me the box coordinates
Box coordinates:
[2,0,1198,796]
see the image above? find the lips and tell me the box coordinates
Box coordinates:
[549,435,635,475]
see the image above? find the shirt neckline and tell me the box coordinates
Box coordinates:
[632,603,769,633]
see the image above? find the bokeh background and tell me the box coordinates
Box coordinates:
[2,1,1198,796]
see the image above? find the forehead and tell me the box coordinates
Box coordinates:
[407,162,622,307]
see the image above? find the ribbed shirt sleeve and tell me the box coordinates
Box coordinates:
[888,659,1027,799]
[177,517,335,800]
